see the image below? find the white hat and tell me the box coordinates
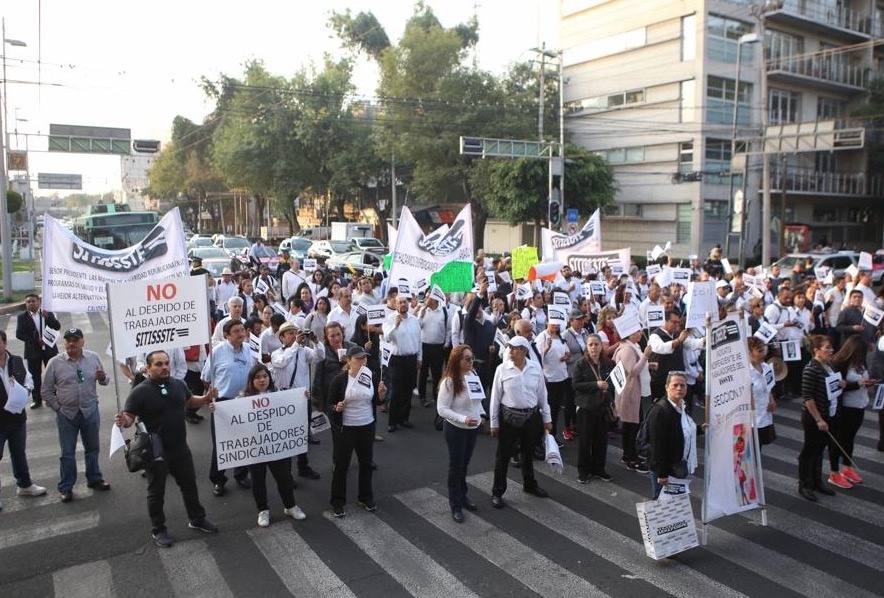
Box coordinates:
[688,254,699,261]
[716,279,731,289]
[507,336,531,351]
[221,267,234,275]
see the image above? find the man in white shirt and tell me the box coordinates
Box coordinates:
[328,288,356,341]
[638,283,662,329]
[353,276,381,307]
[417,295,449,407]
[214,269,238,321]
[382,296,422,432]
[281,260,307,303]
[211,297,245,347]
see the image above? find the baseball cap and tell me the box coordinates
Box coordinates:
[507,336,531,351]
[568,309,586,320]
[346,346,369,359]
[63,328,84,339]
[716,279,731,289]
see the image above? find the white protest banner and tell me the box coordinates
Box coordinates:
[781,340,801,362]
[42,325,60,349]
[863,304,884,327]
[42,209,189,313]
[249,332,261,362]
[645,305,665,329]
[541,238,631,280]
[388,205,474,293]
[613,310,641,339]
[858,251,873,271]
[671,268,692,287]
[872,385,884,410]
[303,258,317,271]
[366,305,387,326]
[213,389,309,469]
[541,208,601,261]
[106,274,211,359]
[465,373,485,400]
[610,361,627,395]
[704,316,762,522]
[753,321,778,344]
[685,281,717,329]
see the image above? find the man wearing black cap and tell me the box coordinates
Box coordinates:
[42,328,111,503]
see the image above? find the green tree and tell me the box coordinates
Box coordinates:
[5,190,23,213]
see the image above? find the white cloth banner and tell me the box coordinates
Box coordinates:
[541,209,601,261]
[106,274,211,359]
[703,316,763,522]
[213,389,309,469]
[42,209,189,313]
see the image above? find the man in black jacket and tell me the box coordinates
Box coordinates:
[15,294,60,409]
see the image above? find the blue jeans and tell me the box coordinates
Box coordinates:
[56,409,103,492]
[444,421,478,509]
[0,422,33,489]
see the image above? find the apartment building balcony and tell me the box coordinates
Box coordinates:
[767,53,868,93]
[765,0,876,41]
[769,166,884,197]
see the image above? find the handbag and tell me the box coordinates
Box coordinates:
[124,424,155,473]
[757,424,777,445]
[500,404,535,428]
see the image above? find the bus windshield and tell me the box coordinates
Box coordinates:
[89,223,160,250]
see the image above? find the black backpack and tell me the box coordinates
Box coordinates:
[635,398,661,462]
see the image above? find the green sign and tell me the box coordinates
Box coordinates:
[429,260,473,292]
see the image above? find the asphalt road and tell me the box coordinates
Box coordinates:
[0,311,882,598]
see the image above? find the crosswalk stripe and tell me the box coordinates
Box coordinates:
[327,509,481,598]
[158,539,234,598]
[398,486,615,598]
[493,465,881,598]
[53,560,115,598]
[0,512,100,550]
[247,525,356,598]
[468,471,748,598]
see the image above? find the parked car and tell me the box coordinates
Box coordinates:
[308,240,358,261]
[351,237,387,255]
[773,251,858,280]
[186,234,214,250]
[188,247,249,279]
[278,236,313,261]
[214,235,251,257]
[326,251,382,277]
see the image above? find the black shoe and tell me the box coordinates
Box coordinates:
[510,456,521,469]
[308,437,321,445]
[577,475,590,484]
[523,486,549,498]
[400,421,414,429]
[188,518,219,533]
[331,505,346,518]
[798,486,817,502]
[298,467,321,480]
[463,499,478,512]
[451,508,465,523]
[152,530,174,548]
[356,500,377,512]
[60,491,73,503]
[814,484,835,496]
[592,472,613,482]
[388,424,398,433]
[212,483,226,497]
[29,402,42,409]
[87,480,111,491]
[235,477,251,489]
[490,495,505,509]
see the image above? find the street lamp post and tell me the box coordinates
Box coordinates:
[725,33,759,265]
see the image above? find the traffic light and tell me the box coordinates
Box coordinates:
[548,188,562,229]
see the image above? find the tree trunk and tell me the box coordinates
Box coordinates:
[472,202,487,251]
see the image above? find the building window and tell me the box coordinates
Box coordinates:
[604,146,645,164]
[817,97,847,119]
[679,142,694,174]
[704,138,743,185]
[706,76,752,124]
[605,204,643,218]
[767,30,804,64]
[565,88,645,115]
[676,204,692,244]
[707,14,753,63]
[769,88,800,124]
[680,80,696,123]
[703,200,728,219]
[682,14,696,61]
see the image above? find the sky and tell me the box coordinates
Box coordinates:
[2,0,557,195]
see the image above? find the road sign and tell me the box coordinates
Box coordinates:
[37,173,83,190]
[459,136,558,159]
[566,208,579,223]
[48,124,131,155]
[7,150,27,171]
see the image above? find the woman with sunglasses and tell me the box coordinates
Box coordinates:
[437,344,487,523]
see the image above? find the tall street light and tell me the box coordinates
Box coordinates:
[750,0,784,268]
[0,18,28,300]
[725,32,759,265]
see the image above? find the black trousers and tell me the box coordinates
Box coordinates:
[146,450,206,534]
[330,422,374,508]
[388,354,417,426]
[492,410,543,497]
[184,370,204,417]
[418,343,445,401]
[831,407,864,471]
[576,407,609,477]
[798,410,829,488]
[210,408,249,486]
[26,355,49,406]
[546,379,569,438]
[249,456,296,511]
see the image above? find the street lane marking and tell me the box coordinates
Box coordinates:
[158,539,233,598]
[0,512,99,550]
[53,560,114,598]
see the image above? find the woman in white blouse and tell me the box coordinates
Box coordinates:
[437,344,487,523]
[747,337,777,449]
[535,320,571,446]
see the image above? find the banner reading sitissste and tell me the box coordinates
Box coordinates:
[213,389,309,469]
[42,208,189,313]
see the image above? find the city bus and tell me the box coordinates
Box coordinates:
[70,203,161,250]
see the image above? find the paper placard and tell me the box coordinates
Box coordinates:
[397,280,412,298]
[367,305,387,326]
[610,264,625,277]
[255,278,270,295]
[685,280,717,330]
[485,270,498,293]
[824,372,843,416]
[42,325,60,349]
[589,281,606,297]
[650,245,665,261]
[249,332,261,363]
[355,303,368,317]
[363,267,374,277]
[645,305,664,329]
[380,341,392,368]
[429,285,447,306]
[413,277,429,293]
[781,339,801,362]
[309,411,331,435]
[858,251,873,271]
[3,379,29,414]
[610,361,627,395]
[753,321,777,344]
[516,283,533,301]
[743,274,759,288]
[671,268,692,287]
[863,304,884,327]
[654,268,672,287]
[721,258,733,274]
[465,373,485,400]
[552,291,571,308]
[657,477,690,502]
[646,263,662,279]
[548,305,568,326]
[814,268,828,282]
[511,245,540,280]
[872,385,884,410]
[109,423,126,458]
[498,270,512,284]
[613,310,641,339]
[302,258,317,271]
[763,362,776,392]
[845,264,859,280]
[272,302,287,316]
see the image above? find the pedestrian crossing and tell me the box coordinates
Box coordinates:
[1,392,882,596]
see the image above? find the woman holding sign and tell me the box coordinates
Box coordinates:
[797,335,843,501]
[830,337,876,488]
[327,346,386,518]
[437,344,487,523]
[747,338,777,449]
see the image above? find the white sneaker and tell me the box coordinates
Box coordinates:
[257,510,271,528]
[284,505,306,520]
[17,484,47,497]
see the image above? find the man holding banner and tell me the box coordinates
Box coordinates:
[115,351,219,548]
